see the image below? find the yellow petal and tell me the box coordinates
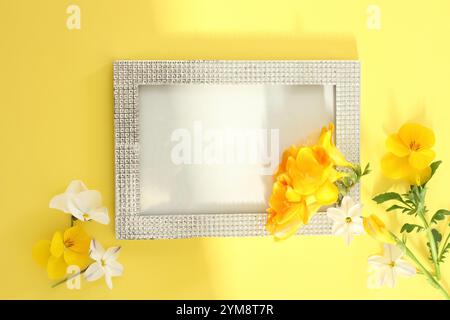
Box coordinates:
[275,172,291,186]
[318,123,353,167]
[380,153,411,180]
[63,225,90,254]
[408,166,431,186]
[270,212,304,241]
[398,123,435,149]
[386,134,410,157]
[32,240,51,268]
[363,215,396,244]
[64,249,91,268]
[285,186,302,202]
[289,148,324,194]
[314,180,339,204]
[275,145,299,178]
[50,231,64,258]
[409,149,435,170]
[306,202,322,220]
[268,181,287,213]
[46,255,68,280]
[328,168,346,183]
[275,201,305,225]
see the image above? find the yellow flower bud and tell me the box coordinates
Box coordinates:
[363,214,396,244]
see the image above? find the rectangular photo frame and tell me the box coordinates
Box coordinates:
[114,60,360,239]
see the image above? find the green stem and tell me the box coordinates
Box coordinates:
[392,233,449,300]
[439,233,450,262]
[51,268,87,288]
[417,209,441,280]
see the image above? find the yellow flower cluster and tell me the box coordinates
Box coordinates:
[266,123,352,240]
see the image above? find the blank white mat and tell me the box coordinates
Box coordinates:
[138,84,334,215]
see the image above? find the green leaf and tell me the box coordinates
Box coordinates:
[362,163,371,176]
[431,209,450,225]
[429,161,442,181]
[432,228,442,244]
[373,192,404,204]
[386,204,407,212]
[400,223,424,233]
[438,243,450,263]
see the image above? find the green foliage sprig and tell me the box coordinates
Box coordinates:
[373,161,450,299]
[336,163,371,203]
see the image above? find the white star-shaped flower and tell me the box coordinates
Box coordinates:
[49,180,109,225]
[367,244,416,288]
[84,239,124,289]
[326,196,364,245]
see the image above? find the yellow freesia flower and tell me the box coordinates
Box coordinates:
[381,123,435,185]
[266,146,340,240]
[274,144,299,180]
[32,225,91,280]
[363,214,396,244]
[318,123,353,167]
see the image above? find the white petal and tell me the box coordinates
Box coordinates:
[73,190,102,213]
[89,239,105,261]
[344,231,353,245]
[384,244,403,261]
[105,274,113,289]
[88,207,110,225]
[326,208,345,221]
[332,221,346,236]
[349,221,365,235]
[49,193,71,213]
[348,203,363,218]
[67,198,87,220]
[105,260,124,277]
[65,180,88,194]
[84,262,104,282]
[340,196,355,213]
[368,255,389,268]
[383,268,396,288]
[104,246,121,262]
[394,259,416,277]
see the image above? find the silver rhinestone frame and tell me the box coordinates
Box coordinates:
[114,60,360,239]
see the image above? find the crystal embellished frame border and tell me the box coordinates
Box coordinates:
[114,60,360,239]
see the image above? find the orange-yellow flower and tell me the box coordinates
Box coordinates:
[318,123,353,167]
[274,144,299,180]
[32,225,91,280]
[267,146,340,240]
[381,123,435,185]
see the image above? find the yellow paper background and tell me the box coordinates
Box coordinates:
[1,0,449,299]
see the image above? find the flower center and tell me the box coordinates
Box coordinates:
[345,217,352,224]
[64,239,75,248]
[389,261,396,268]
[82,213,90,220]
[101,259,106,267]
[409,140,421,151]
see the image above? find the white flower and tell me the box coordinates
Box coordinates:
[326,196,364,245]
[49,180,109,225]
[367,244,416,288]
[84,239,123,289]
